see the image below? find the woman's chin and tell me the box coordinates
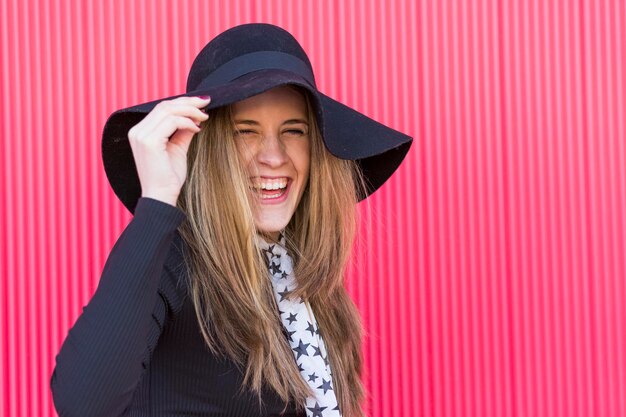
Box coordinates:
[254,215,292,240]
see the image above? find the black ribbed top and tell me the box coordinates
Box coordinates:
[50,197,305,417]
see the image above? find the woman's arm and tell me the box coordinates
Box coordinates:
[50,197,187,417]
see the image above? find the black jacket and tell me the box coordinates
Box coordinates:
[51,197,304,417]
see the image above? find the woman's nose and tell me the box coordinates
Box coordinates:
[256,134,288,167]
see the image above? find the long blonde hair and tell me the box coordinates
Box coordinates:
[177,87,366,416]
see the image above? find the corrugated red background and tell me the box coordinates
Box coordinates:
[1,1,625,416]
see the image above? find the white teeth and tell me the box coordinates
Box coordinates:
[253,179,288,190]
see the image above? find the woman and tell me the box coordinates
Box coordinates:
[51,23,412,417]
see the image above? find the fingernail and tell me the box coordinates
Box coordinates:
[198,95,210,100]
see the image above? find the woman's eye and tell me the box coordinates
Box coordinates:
[283,129,306,136]
[235,129,257,136]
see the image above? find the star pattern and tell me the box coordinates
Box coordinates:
[312,345,323,358]
[269,262,282,276]
[287,312,298,324]
[317,378,333,395]
[306,321,316,336]
[278,286,291,302]
[307,402,328,417]
[293,339,310,359]
[259,233,342,417]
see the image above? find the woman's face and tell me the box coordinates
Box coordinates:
[232,86,311,240]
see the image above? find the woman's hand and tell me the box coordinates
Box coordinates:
[127,96,211,206]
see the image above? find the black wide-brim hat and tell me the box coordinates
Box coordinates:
[102,23,413,213]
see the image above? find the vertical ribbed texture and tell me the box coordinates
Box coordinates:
[1,0,624,416]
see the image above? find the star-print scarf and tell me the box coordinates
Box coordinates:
[259,234,342,417]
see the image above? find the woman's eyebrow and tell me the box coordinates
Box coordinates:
[233,119,308,125]
[283,119,308,125]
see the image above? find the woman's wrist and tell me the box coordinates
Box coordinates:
[140,190,179,207]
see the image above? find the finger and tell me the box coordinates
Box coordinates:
[128,98,209,144]
[148,101,210,128]
[167,96,212,116]
[130,115,200,154]
[168,128,196,155]
[156,114,202,139]
[171,95,211,106]
[137,115,201,148]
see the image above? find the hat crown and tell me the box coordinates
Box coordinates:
[186,23,314,92]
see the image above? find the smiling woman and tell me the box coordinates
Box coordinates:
[50,23,412,417]
[174,83,366,416]
[231,86,312,238]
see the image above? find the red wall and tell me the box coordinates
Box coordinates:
[1,1,625,416]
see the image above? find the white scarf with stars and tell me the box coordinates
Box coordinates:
[259,234,342,417]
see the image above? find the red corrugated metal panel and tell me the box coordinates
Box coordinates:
[1,1,625,416]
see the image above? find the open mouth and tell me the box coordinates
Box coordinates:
[251,177,290,201]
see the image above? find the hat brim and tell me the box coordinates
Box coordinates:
[101,69,412,213]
